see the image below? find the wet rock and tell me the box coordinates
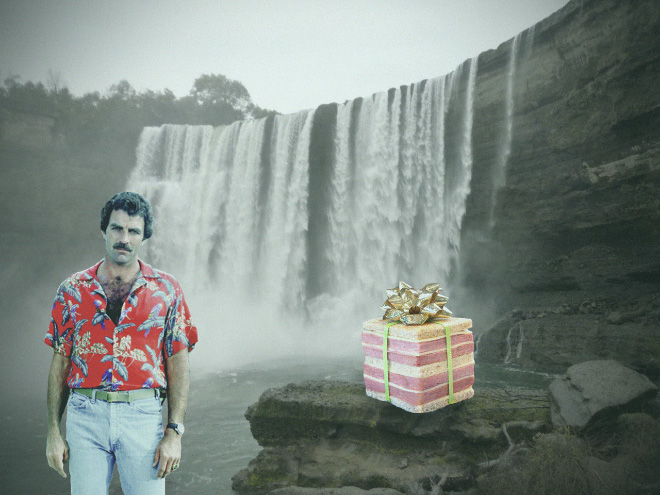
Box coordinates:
[581,413,660,494]
[606,311,624,324]
[233,381,550,494]
[549,360,658,431]
[269,488,404,495]
[477,309,660,374]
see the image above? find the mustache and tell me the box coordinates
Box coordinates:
[113,243,132,252]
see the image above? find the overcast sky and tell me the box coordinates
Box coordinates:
[1,0,568,115]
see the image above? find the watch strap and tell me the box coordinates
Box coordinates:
[166,422,184,435]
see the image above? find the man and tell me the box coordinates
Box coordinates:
[45,192,198,494]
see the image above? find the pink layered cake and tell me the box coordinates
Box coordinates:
[362,317,475,413]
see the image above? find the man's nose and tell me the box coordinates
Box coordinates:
[119,230,130,243]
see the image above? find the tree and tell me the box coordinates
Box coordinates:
[0,75,54,115]
[190,73,252,112]
[108,80,137,101]
[46,69,64,96]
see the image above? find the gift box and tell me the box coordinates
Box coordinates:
[362,317,475,413]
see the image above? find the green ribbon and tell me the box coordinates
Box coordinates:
[444,324,454,404]
[381,321,454,406]
[383,321,398,402]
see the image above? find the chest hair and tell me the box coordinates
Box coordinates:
[102,277,134,324]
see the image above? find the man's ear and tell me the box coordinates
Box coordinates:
[101,230,106,241]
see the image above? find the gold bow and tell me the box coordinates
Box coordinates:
[381,282,452,325]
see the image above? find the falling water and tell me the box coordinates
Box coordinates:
[447,57,478,275]
[489,32,521,229]
[524,25,536,59]
[128,61,479,367]
[504,322,524,364]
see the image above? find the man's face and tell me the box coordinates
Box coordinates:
[102,209,146,267]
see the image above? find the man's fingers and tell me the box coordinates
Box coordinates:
[156,450,169,478]
[47,433,70,478]
[56,464,68,479]
[157,457,170,478]
[157,457,182,478]
[47,454,67,478]
[46,440,68,479]
[155,435,182,477]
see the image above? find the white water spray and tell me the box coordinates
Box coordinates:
[489,33,521,229]
[504,322,524,364]
[128,63,480,368]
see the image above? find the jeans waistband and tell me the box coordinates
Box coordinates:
[72,388,161,403]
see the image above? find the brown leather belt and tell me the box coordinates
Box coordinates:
[73,388,161,403]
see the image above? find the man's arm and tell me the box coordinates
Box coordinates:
[153,348,189,478]
[46,352,71,478]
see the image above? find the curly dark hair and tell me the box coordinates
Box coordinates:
[100,192,154,240]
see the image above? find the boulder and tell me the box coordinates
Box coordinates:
[233,380,550,494]
[269,489,404,495]
[476,296,660,377]
[549,360,658,430]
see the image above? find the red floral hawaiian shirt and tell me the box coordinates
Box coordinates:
[45,260,198,391]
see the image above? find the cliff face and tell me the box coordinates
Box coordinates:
[233,376,660,494]
[458,0,660,374]
[232,381,553,494]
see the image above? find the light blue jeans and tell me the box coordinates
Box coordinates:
[66,390,165,495]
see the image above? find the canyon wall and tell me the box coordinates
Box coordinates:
[463,0,660,375]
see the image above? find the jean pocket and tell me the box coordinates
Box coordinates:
[132,396,162,415]
[68,391,89,410]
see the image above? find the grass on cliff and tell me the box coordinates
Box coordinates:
[478,432,600,495]
[478,419,660,495]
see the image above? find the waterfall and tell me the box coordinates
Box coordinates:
[447,57,478,276]
[524,25,536,59]
[504,322,524,364]
[128,61,479,367]
[489,32,521,229]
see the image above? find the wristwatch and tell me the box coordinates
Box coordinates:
[166,422,185,435]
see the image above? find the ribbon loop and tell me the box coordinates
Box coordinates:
[382,281,452,325]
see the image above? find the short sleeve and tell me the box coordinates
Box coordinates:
[44,284,75,357]
[163,288,198,358]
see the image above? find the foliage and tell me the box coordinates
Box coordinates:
[191,73,251,109]
[478,432,608,495]
[1,75,58,115]
[0,72,279,153]
[0,72,280,250]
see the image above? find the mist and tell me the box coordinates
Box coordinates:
[4,1,660,493]
[0,0,572,402]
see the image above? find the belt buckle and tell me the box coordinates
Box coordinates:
[105,391,121,403]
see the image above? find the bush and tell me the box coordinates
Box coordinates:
[478,432,602,495]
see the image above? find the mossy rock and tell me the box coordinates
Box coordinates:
[246,380,551,456]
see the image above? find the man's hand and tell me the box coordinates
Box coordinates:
[46,352,71,479]
[153,429,182,478]
[46,429,69,478]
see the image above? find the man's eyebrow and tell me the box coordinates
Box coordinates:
[108,222,142,232]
